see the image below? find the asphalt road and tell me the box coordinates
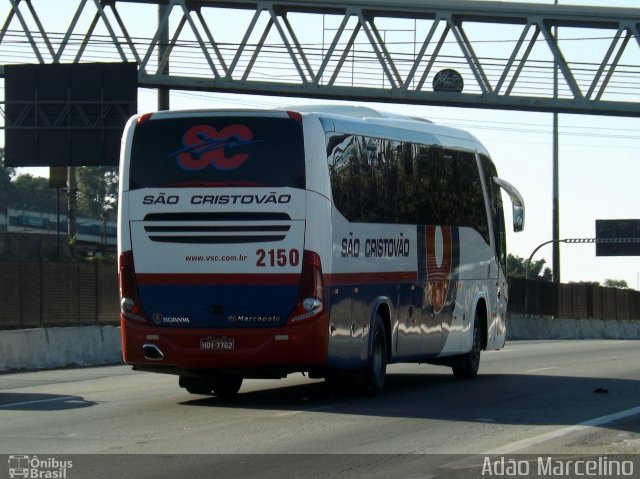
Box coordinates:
[1,340,639,478]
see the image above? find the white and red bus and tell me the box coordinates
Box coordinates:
[118,106,524,395]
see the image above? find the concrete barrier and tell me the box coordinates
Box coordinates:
[1,316,639,372]
[507,315,640,341]
[0,325,122,372]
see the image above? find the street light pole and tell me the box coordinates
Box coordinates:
[158,4,170,111]
[525,239,557,282]
[523,237,640,314]
[552,0,561,283]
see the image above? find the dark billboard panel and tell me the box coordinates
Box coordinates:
[595,219,640,256]
[4,62,137,167]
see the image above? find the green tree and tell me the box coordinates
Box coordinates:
[1,152,59,214]
[603,279,628,289]
[0,148,16,208]
[76,166,119,220]
[0,147,16,179]
[507,254,552,281]
[11,174,56,214]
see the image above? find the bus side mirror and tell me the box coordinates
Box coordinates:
[493,177,525,233]
[513,205,524,232]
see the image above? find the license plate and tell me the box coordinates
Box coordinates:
[200,337,234,351]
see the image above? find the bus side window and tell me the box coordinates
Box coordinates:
[479,155,507,270]
[328,133,490,242]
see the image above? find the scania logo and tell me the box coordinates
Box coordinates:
[152,313,190,324]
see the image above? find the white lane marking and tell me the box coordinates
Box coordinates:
[0,396,77,409]
[444,404,640,471]
[524,367,556,373]
[486,404,640,454]
[271,404,347,417]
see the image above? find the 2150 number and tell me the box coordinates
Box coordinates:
[256,249,300,268]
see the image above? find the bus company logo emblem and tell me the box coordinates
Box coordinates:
[171,124,260,171]
[153,313,190,324]
[426,225,453,314]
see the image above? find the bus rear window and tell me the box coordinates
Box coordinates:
[129,116,305,190]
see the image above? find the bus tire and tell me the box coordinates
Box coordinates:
[452,315,481,379]
[364,313,388,394]
[179,375,214,395]
[179,373,243,396]
[210,373,243,397]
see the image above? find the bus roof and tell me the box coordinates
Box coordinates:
[134,105,490,157]
[293,105,488,156]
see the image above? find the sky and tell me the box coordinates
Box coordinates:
[1,0,640,288]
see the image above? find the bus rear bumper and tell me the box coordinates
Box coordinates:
[120,314,329,377]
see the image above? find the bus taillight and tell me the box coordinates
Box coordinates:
[119,250,147,322]
[288,250,324,323]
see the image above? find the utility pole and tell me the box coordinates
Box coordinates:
[158,4,170,111]
[552,0,560,283]
[67,166,77,256]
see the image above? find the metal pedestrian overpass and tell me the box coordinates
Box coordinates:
[1,0,640,116]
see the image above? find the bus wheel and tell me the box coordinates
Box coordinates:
[364,314,388,394]
[210,373,243,397]
[179,375,214,395]
[452,316,481,379]
[179,374,243,396]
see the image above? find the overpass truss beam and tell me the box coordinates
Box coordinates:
[1,0,640,116]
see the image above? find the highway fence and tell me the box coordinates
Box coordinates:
[0,260,639,330]
[0,260,119,329]
[508,277,640,321]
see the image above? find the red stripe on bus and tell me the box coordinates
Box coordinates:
[326,271,417,285]
[135,273,300,286]
[136,271,417,286]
